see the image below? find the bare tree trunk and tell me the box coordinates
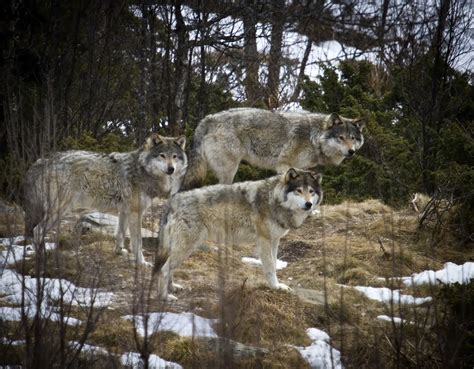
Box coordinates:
[290,37,312,102]
[267,0,285,109]
[170,0,188,135]
[242,3,260,106]
[197,0,209,124]
[422,0,451,194]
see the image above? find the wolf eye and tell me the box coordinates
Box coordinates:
[296,189,303,194]
[338,136,344,141]
[159,154,166,158]
[172,154,177,159]
[309,189,314,194]
[351,136,355,140]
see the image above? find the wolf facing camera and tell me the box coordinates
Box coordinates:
[154,168,323,300]
[24,134,187,265]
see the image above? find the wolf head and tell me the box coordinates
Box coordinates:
[321,113,367,161]
[283,168,323,211]
[140,134,187,177]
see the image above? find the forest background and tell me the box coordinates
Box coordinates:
[1,1,472,246]
[1,2,474,368]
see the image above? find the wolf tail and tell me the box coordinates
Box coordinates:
[179,121,209,191]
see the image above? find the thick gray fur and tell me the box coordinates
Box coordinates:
[24,134,187,265]
[154,168,323,300]
[181,108,366,189]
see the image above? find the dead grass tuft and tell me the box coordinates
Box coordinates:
[89,314,136,353]
[216,284,311,348]
[323,199,393,223]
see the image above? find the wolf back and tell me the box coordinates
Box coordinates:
[153,168,323,300]
[181,108,366,190]
[24,134,187,265]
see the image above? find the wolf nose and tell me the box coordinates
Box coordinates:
[347,149,355,156]
[167,167,175,174]
[304,202,312,210]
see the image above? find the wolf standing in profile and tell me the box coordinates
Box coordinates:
[181,108,366,189]
[154,168,323,300]
[24,134,187,265]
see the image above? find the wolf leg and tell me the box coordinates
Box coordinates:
[258,236,290,291]
[115,208,129,255]
[168,276,184,292]
[156,259,177,301]
[129,211,150,266]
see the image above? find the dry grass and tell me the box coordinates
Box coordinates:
[1,198,473,368]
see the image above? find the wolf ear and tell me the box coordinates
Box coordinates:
[175,136,186,150]
[326,113,344,129]
[144,133,165,150]
[310,172,322,185]
[354,117,368,132]
[284,168,299,183]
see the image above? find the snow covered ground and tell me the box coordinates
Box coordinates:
[352,286,432,305]
[399,262,474,287]
[0,238,114,327]
[121,352,183,369]
[296,328,344,369]
[123,311,218,338]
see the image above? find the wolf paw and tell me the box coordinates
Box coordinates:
[167,294,178,301]
[275,282,291,291]
[171,282,184,291]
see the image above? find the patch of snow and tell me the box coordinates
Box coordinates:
[241,257,288,270]
[0,306,81,326]
[82,212,157,237]
[296,328,343,369]
[0,236,25,246]
[124,312,217,338]
[1,243,56,266]
[0,244,114,326]
[0,268,113,309]
[120,352,183,369]
[376,315,410,325]
[352,286,431,305]
[400,262,474,287]
[69,341,109,356]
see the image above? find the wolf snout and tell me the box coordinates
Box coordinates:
[346,149,355,157]
[167,166,175,174]
[304,201,312,210]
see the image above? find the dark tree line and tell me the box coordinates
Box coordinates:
[1,0,472,208]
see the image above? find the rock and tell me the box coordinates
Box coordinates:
[80,212,158,238]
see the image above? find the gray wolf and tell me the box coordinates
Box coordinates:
[153,168,323,300]
[181,108,366,189]
[24,134,187,265]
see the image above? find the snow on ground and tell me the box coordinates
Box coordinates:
[123,312,218,338]
[0,239,114,327]
[352,286,432,305]
[296,328,344,369]
[0,237,56,266]
[399,262,474,287]
[121,352,183,369]
[241,257,288,270]
[69,341,109,356]
[376,315,410,325]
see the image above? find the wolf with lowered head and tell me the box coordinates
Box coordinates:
[154,168,323,300]
[181,108,366,189]
[24,134,187,265]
